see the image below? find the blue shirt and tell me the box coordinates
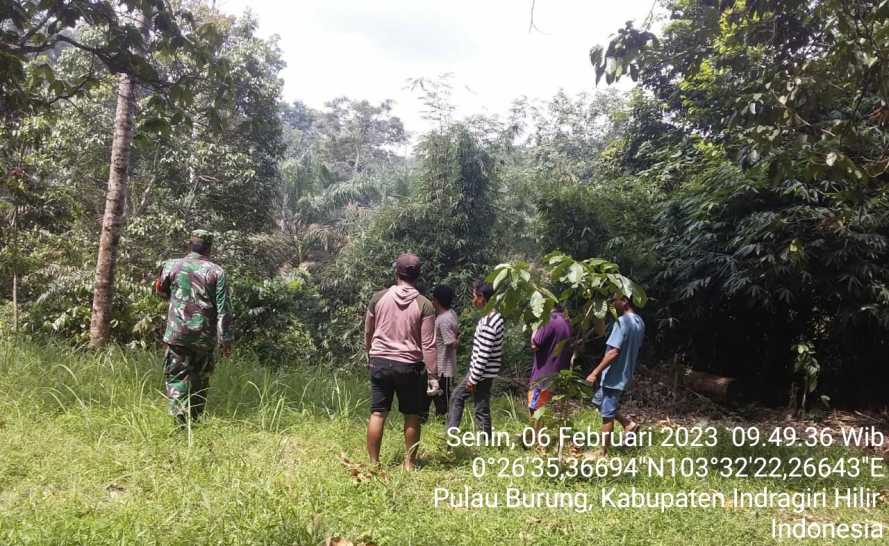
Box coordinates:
[602,312,645,391]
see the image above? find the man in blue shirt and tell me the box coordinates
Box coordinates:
[586,294,645,455]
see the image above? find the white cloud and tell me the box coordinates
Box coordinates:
[218,0,654,135]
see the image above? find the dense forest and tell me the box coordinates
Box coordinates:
[2,0,888,408]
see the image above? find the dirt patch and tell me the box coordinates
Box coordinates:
[619,367,889,454]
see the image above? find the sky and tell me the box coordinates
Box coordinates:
[218,0,655,136]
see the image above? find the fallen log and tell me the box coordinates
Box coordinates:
[683,371,740,401]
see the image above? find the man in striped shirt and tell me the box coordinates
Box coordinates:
[446,280,504,438]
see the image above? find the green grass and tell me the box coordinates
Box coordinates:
[0,340,886,545]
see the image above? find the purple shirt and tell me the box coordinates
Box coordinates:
[530,311,573,384]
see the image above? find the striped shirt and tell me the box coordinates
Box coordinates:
[467,310,504,385]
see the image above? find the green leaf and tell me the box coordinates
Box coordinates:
[491,267,510,290]
[530,291,546,318]
[566,262,585,284]
[589,45,603,68]
[593,298,608,320]
[140,117,169,134]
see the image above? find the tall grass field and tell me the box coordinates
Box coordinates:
[1,340,886,545]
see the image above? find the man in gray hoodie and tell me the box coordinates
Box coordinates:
[364,253,437,470]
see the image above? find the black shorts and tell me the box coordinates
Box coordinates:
[369,358,427,415]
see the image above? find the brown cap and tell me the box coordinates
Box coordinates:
[394,253,422,280]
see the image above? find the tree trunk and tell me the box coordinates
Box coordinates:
[10,206,17,333]
[671,354,682,403]
[88,71,139,348]
[11,272,17,334]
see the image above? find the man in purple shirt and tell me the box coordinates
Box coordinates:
[528,306,573,421]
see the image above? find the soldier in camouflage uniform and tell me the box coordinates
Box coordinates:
[155,230,233,425]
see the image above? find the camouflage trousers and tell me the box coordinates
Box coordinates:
[163,345,215,422]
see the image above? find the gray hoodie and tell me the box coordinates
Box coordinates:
[365,285,437,373]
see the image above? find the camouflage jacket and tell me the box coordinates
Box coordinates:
[155,252,233,352]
